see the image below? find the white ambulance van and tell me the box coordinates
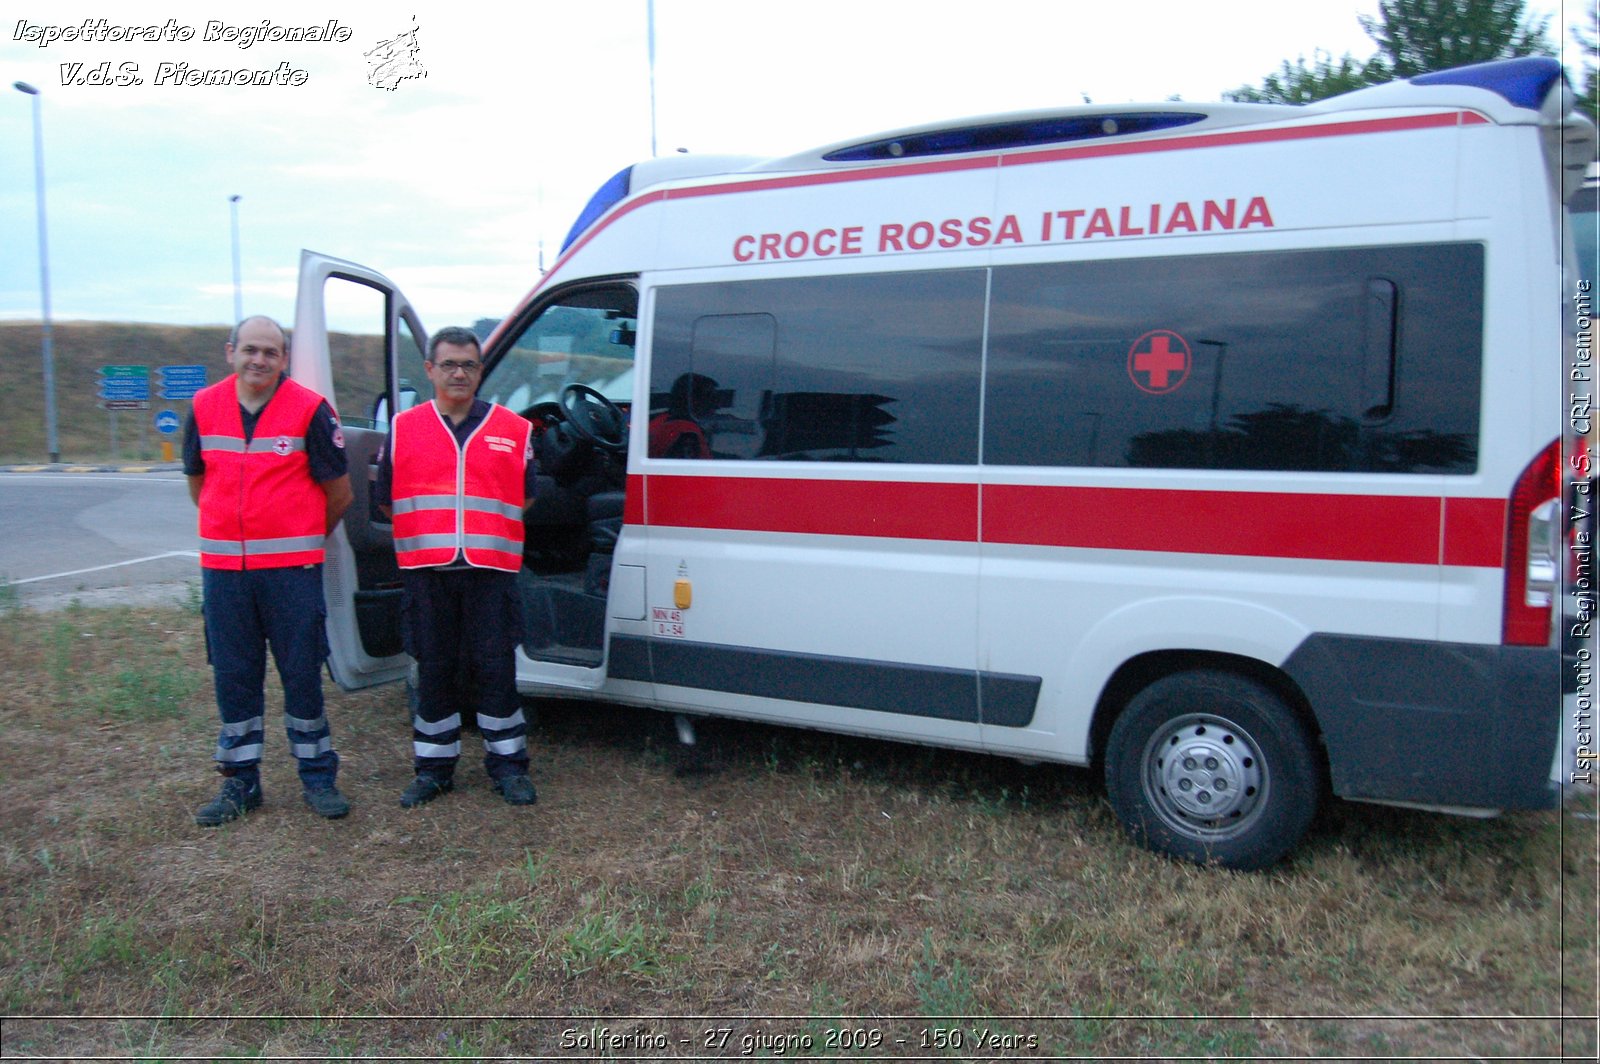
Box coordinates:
[294,57,1594,869]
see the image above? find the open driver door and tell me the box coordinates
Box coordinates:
[291,249,430,690]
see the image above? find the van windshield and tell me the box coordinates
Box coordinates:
[478,286,638,413]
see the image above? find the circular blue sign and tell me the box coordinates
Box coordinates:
[154,410,182,435]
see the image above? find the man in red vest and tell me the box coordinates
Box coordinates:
[376,325,538,807]
[184,315,354,825]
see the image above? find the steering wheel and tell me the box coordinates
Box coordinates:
[559,383,627,452]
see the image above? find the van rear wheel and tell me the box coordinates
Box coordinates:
[1104,670,1319,870]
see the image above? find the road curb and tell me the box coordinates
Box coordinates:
[0,463,184,474]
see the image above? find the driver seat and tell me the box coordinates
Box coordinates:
[587,491,625,554]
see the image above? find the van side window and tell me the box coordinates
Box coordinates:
[985,243,1483,473]
[651,245,1481,473]
[652,271,986,463]
[647,314,774,459]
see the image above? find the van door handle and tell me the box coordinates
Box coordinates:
[1361,277,1398,419]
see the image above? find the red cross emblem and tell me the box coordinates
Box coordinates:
[1127,330,1191,394]
[272,436,293,456]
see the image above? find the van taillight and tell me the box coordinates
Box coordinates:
[1502,438,1562,645]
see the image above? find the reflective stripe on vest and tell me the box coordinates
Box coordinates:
[392,531,523,555]
[199,535,329,557]
[391,494,522,521]
[197,435,308,455]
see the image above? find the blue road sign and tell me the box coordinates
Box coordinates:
[158,364,207,401]
[154,410,182,435]
[98,364,151,402]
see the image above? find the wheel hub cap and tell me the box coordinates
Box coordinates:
[1147,715,1265,831]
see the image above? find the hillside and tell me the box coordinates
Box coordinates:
[0,321,380,463]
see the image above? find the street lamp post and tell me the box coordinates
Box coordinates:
[13,81,60,464]
[229,194,242,325]
[647,0,658,157]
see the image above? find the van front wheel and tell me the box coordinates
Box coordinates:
[1104,671,1319,870]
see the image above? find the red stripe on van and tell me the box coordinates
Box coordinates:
[1442,495,1507,567]
[1003,111,1483,167]
[549,189,669,274]
[635,474,1506,567]
[986,484,1436,563]
[645,475,979,541]
[669,113,1484,199]
[625,473,647,525]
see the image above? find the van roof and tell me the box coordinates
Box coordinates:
[562,57,1588,253]
[752,57,1572,173]
[752,104,1280,171]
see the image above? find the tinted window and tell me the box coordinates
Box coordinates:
[1571,184,1599,289]
[984,244,1482,472]
[652,271,986,463]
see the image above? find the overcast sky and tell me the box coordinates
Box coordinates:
[1,0,1592,333]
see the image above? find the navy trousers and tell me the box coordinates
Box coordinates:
[202,565,338,789]
[401,566,529,781]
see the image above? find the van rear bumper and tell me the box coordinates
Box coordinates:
[1282,634,1561,811]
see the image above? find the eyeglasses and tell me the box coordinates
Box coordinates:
[432,360,481,375]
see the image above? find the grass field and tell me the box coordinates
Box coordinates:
[0,599,1595,1060]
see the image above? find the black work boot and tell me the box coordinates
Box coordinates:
[399,773,453,808]
[195,776,263,826]
[494,774,537,806]
[303,786,350,819]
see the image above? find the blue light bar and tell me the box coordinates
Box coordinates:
[561,165,634,252]
[1410,56,1564,110]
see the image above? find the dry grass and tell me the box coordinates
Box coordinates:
[0,602,1594,1060]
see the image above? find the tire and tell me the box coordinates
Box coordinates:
[1104,670,1320,871]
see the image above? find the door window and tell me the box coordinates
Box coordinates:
[316,274,430,429]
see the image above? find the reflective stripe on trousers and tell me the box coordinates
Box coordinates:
[403,567,528,779]
[203,565,338,788]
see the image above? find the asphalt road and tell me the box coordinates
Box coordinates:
[0,470,199,609]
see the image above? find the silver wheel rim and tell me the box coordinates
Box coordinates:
[1141,712,1268,842]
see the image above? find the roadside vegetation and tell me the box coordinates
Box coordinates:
[0,321,381,464]
[0,603,1594,1059]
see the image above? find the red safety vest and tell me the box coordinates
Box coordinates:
[193,374,330,570]
[390,402,530,572]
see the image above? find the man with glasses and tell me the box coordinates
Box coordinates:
[375,326,539,807]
